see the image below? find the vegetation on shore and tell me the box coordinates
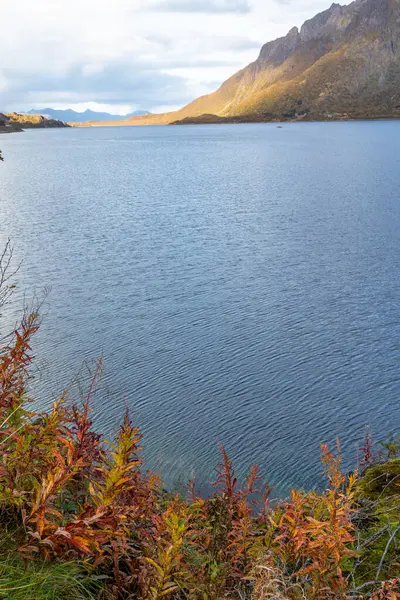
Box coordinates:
[3,113,69,130]
[0,240,399,599]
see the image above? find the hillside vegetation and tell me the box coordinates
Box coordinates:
[174,0,400,123]
[0,237,399,599]
[78,0,400,127]
[5,112,69,129]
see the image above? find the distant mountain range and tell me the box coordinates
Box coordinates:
[77,0,400,126]
[28,108,150,123]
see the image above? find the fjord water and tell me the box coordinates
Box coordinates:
[1,122,399,495]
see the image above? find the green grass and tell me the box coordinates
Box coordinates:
[0,557,102,600]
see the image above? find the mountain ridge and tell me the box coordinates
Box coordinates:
[73,0,400,126]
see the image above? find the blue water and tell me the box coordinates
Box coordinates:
[0,122,399,496]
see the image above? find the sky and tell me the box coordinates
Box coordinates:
[1,0,334,115]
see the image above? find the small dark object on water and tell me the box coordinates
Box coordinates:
[277,125,283,128]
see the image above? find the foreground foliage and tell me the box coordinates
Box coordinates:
[0,251,398,599]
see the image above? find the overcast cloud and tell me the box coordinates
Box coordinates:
[0,0,334,114]
[150,0,252,14]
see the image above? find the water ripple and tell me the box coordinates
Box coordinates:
[1,122,400,496]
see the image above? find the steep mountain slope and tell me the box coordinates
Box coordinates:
[172,0,400,122]
[226,0,400,120]
[79,0,400,126]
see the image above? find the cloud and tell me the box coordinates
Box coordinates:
[150,0,251,14]
[0,59,196,112]
[0,0,331,113]
[1,47,245,112]
[0,55,251,114]
[223,37,262,50]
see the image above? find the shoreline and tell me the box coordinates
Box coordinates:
[68,113,400,128]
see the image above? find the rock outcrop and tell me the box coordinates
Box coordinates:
[5,113,69,129]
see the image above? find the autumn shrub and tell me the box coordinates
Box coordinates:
[0,244,399,600]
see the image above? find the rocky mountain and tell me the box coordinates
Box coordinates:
[0,113,19,132]
[28,108,150,123]
[183,0,400,123]
[89,0,400,126]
